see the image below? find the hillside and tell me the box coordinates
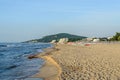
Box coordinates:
[25,33,87,43]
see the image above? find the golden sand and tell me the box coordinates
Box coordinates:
[34,43,120,80]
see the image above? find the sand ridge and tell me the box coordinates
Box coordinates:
[33,47,61,80]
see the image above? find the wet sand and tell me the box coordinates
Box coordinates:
[34,43,120,80]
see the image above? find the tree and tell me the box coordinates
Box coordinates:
[110,32,120,41]
[118,36,120,41]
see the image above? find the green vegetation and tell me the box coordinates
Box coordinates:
[99,37,108,41]
[25,33,87,43]
[110,32,120,41]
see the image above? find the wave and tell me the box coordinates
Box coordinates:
[6,65,18,70]
[37,49,43,53]
[6,44,22,48]
[0,45,7,47]
[0,44,19,48]
[0,53,4,56]
[0,43,51,80]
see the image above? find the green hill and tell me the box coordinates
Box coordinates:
[25,33,87,43]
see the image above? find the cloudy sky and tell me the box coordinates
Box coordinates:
[0,0,120,42]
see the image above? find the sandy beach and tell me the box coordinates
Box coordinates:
[34,43,120,80]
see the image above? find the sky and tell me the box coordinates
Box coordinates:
[0,0,120,42]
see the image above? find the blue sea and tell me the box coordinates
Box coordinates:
[0,43,52,80]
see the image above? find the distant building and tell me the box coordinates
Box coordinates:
[86,38,93,41]
[93,39,100,42]
[58,38,68,44]
[50,40,56,43]
[107,37,112,40]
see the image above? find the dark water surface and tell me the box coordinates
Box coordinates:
[0,43,52,80]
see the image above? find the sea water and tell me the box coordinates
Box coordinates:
[0,43,52,80]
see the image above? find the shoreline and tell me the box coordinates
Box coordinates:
[29,44,61,80]
[33,55,61,80]
[31,43,120,80]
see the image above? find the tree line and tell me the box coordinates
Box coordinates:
[110,32,120,41]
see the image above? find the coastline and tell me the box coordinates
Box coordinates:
[31,44,61,80]
[31,43,120,80]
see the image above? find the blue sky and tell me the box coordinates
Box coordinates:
[0,0,120,42]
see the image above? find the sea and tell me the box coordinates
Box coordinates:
[0,43,52,80]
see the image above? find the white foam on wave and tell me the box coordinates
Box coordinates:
[36,49,43,53]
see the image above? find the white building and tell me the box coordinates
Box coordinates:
[93,39,100,42]
[58,38,68,44]
[50,40,56,43]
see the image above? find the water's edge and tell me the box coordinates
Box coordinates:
[0,43,52,80]
[24,43,54,80]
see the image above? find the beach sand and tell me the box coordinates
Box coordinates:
[34,43,120,80]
